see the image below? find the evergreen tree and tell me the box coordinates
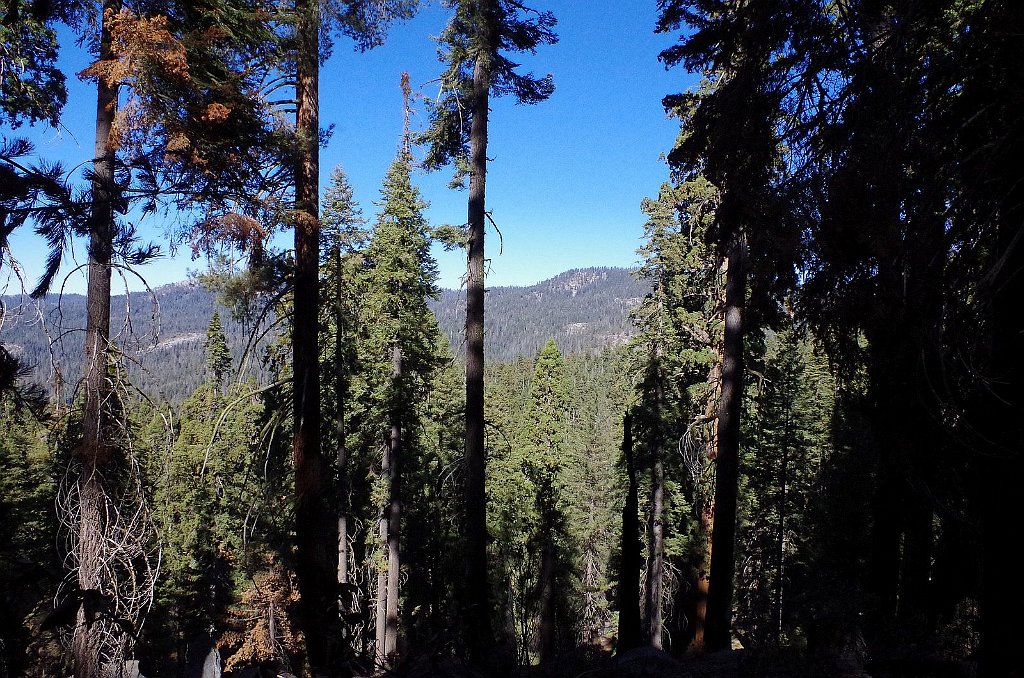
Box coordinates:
[523,338,571,662]
[0,400,58,675]
[286,4,417,667]
[630,177,721,651]
[0,0,70,128]
[420,1,557,656]
[658,0,798,650]
[318,163,368,652]
[616,412,642,653]
[206,311,232,386]
[356,120,442,668]
[736,327,834,647]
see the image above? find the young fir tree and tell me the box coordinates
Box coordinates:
[523,338,571,663]
[736,327,834,647]
[420,1,556,655]
[319,164,368,611]
[206,311,232,387]
[357,109,442,668]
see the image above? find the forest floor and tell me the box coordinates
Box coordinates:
[396,645,976,678]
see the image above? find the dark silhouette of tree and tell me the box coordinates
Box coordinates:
[420,0,556,659]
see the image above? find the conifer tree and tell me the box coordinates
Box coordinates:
[658,0,796,650]
[319,164,368,618]
[616,412,642,653]
[287,4,417,667]
[736,327,834,647]
[357,96,441,666]
[523,338,570,662]
[631,177,721,650]
[206,311,232,387]
[421,1,556,654]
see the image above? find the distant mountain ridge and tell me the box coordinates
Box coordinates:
[430,267,643,363]
[1,266,644,402]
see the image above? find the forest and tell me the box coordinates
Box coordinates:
[0,1,1021,677]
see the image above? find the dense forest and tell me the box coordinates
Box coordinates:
[1,1,1022,677]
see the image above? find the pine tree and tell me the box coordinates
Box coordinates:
[206,311,232,387]
[319,164,368,639]
[523,338,570,662]
[631,177,721,650]
[356,108,442,668]
[421,1,556,655]
[736,327,834,647]
[616,412,642,653]
[658,0,797,650]
[0,400,58,674]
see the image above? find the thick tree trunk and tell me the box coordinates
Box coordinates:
[704,236,747,652]
[537,537,556,663]
[292,0,337,671]
[73,3,118,674]
[464,53,494,659]
[644,457,665,649]
[688,363,720,654]
[385,346,402,664]
[977,108,1024,678]
[617,413,642,653]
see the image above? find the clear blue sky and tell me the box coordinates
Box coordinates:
[3,1,694,294]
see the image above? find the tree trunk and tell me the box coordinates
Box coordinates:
[617,413,642,653]
[705,236,747,652]
[292,0,337,671]
[688,362,720,654]
[385,346,402,664]
[537,537,556,663]
[73,2,118,674]
[644,456,665,649]
[464,52,494,659]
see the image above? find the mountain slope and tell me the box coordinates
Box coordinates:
[1,267,644,402]
[430,267,643,363]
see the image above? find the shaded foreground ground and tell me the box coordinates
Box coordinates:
[396,646,975,678]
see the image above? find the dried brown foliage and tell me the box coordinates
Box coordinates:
[190,212,270,262]
[219,555,303,674]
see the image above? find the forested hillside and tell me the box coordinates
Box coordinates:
[0,283,270,404]
[1,267,639,402]
[431,267,642,362]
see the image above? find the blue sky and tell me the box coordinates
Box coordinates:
[3,1,694,294]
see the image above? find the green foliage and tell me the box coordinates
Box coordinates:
[354,147,441,435]
[736,327,835,648]
[419,0,557,184]
[206,311,232,385]
[141,374,277,672]
[484,342,631,660]
[0,401,57,674]
[0,5,67,128]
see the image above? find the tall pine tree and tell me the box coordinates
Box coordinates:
[421,1,556,656]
